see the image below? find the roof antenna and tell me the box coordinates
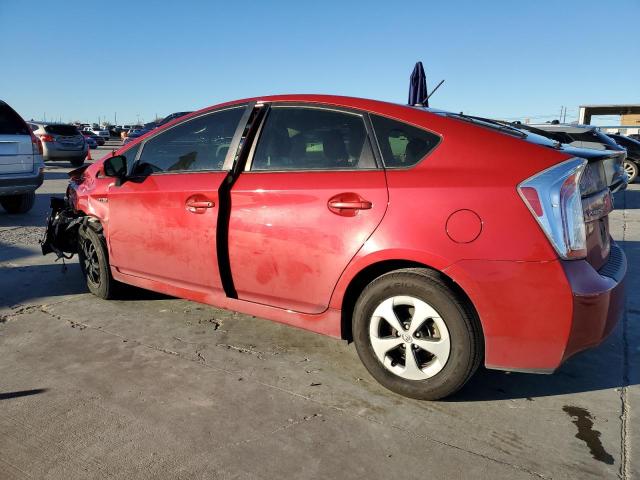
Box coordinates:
[426,79,445,102]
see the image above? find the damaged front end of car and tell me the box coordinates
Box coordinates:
[40,165,92,259]
[40,196,84,259]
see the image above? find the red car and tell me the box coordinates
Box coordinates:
[42,95,626,400]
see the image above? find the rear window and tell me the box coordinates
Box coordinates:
[45,125,80,136]
[0,102,29,135]
[371,115,440,168]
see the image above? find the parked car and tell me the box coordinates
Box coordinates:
[84,127,110,139]
[82,131,105,146]
[0,100,44,213]
[122,127,153,145]
[29,122,87,167]
[81,133,98,149]
[514,123,627,193]
[607,133,640,183]
[41,95,626,400]
[156,111,192,128]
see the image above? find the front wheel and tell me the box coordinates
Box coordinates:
[352,268,482,400]
[624,160,638,183]
[78,224,117,299]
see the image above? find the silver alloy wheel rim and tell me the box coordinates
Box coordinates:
[369,296,451,380]
[81,238,100,285]
[624,161,636,179]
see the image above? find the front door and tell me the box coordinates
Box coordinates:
[107,106,246,294]
[228,105,388,314]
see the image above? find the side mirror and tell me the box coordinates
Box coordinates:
[103,155,127,184]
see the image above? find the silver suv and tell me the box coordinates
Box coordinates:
[29,122,87,167]
[0,100,44,214]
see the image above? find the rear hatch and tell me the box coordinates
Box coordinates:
[0,102,34,175]
[564,146,618,271]
[524,132,617,270]
[46,125,85,151]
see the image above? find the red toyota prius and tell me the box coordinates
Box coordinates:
[42,95,627,400]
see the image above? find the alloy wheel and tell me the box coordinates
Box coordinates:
[624,161,636,180]
[81,237,101,285]
[368,295,451,380]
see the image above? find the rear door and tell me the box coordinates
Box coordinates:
[228,104,388,314]
[0,102,34,175]
[107,106,248,294]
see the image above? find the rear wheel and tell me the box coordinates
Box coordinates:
[0,192,36,214]
[78,224,117,299]
[353,268,482,400]
[624,160,638,183]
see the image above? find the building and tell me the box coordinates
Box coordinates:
[578,104,640,135]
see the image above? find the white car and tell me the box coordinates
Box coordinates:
[0,100,45,213]
[83,127,110,139]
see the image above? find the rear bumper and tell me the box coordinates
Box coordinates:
[561,242,626,361]
[445,242,627,372]
[43,145,87,160]
[0,170,44,195]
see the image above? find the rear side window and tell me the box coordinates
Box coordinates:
[133,107,244,175]
[251,107,376,171]
[45,125,80,136]
[371,115,440,168]
[0,102,29,135]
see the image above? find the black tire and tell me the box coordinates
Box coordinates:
[0,192,36,214]
[624,160,638,183]
[70,157,85,167]
[352,268,482,400]
[78,223,117,299]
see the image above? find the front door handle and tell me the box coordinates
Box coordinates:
[186,197,215,214]
[327,193,372,217]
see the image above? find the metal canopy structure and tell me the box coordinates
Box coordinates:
[578,104,640,124]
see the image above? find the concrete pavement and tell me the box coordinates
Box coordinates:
[0,145,637,479]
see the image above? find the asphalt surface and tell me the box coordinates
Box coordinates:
[0,141,638,479]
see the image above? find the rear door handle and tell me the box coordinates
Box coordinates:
[328,200,372,209]
[186,197,215,213]
[327,193,372,217]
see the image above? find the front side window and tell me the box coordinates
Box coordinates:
[371,114,440,168]
[132,107,244,175]
[251,107,376,171]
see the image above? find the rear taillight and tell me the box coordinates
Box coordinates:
[40,134,55,143]
[518,158,587,260]
[30,132,43,155]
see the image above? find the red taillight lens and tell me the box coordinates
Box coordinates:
[519,187,543,217]
[517,158,587,260]
[30,132,43,155]
[40,134,55,143]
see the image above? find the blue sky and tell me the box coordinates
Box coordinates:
[1,0,638,125]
